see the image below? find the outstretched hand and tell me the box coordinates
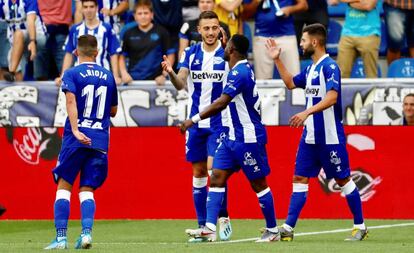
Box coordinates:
[265,38,281,60]
[161,55,173,74]
[179,119,193,134]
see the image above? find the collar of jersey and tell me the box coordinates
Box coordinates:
[232,59,248,70]
[312,54,329,67]
[201,40,222,53]
[79,62,97,65]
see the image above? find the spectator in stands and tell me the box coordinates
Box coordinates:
[243,0,308,79]
[179,0,231,58]
[293,0,329,48]
[182,0,200,22]
[120,0,175,85]
[383,0,414,64]
[215,0,243,36]
[0,20,10,80]
[402,93,414,126]
[38,0,72,80]
[335,0,381,78]
[75,0,129,34]
[56,0,121,86]
[1,0,47,82]
[152,0,183,56]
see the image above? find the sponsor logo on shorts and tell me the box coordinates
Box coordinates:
[243,152,257,166]
[329,150,341,165]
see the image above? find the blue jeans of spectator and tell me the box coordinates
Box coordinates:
[0,21,11,69]
[36,24,68,79]
[383,3,414,51]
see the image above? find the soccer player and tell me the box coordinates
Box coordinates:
[44,34,118,250]
[161,11,233,241]
[266,23,368,241]
[180,34,280,243]
[55,0,121,86]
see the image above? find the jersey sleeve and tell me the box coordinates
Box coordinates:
[24,0,38,15]
[64,27,76,54]
[107,27,122,55]
[177,47,190,69]
[324,63,341,92]
[61,70,76,94]
[292,68,307,89]
[179,22,190,40]
[121,30,130,57]
[223,69,245,98]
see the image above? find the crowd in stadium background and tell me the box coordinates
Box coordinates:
[0,0,413,84]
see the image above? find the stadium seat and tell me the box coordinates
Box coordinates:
[350,57,382,78]
[328,3,347,17]
[326,20,342,56]
[387,58,414,77]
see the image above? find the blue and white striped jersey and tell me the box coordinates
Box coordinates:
[222,59,267,144]
[97,0,126,34]
[178,42,229,130]
[65,21,121,70]
[293,54,346,145]
[0,0,45,39]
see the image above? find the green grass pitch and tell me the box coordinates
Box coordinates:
[0,219,413,252]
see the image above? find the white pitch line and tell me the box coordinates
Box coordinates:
[215,222,414,244]
[1,222,413,246]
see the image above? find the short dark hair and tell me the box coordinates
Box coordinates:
[134,0,153,12]
[80,0,98,6]
[405,93,414,99]
[77,35,97,57]
[302,23,327,46]
[231,34,249,57]
[198,11,219,25]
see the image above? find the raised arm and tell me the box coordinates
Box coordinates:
[265,39,296,89]
[161,55,189,90]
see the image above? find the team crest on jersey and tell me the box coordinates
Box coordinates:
[329,150,341,165]
[312,71,319,79]
[232,70,238,76]
[193,59,201,65]
[150,33,159,41]
[330,64,336,70]
[243,152,257,166]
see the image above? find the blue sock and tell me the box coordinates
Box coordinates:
[345,188,364,225]
[55,199,69,238]
[257,188,277,228]
[193,177,208,227]
[80,196,95,235]
[218,184,229,218]
[206,188,225,230]
[285,183,308,228]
